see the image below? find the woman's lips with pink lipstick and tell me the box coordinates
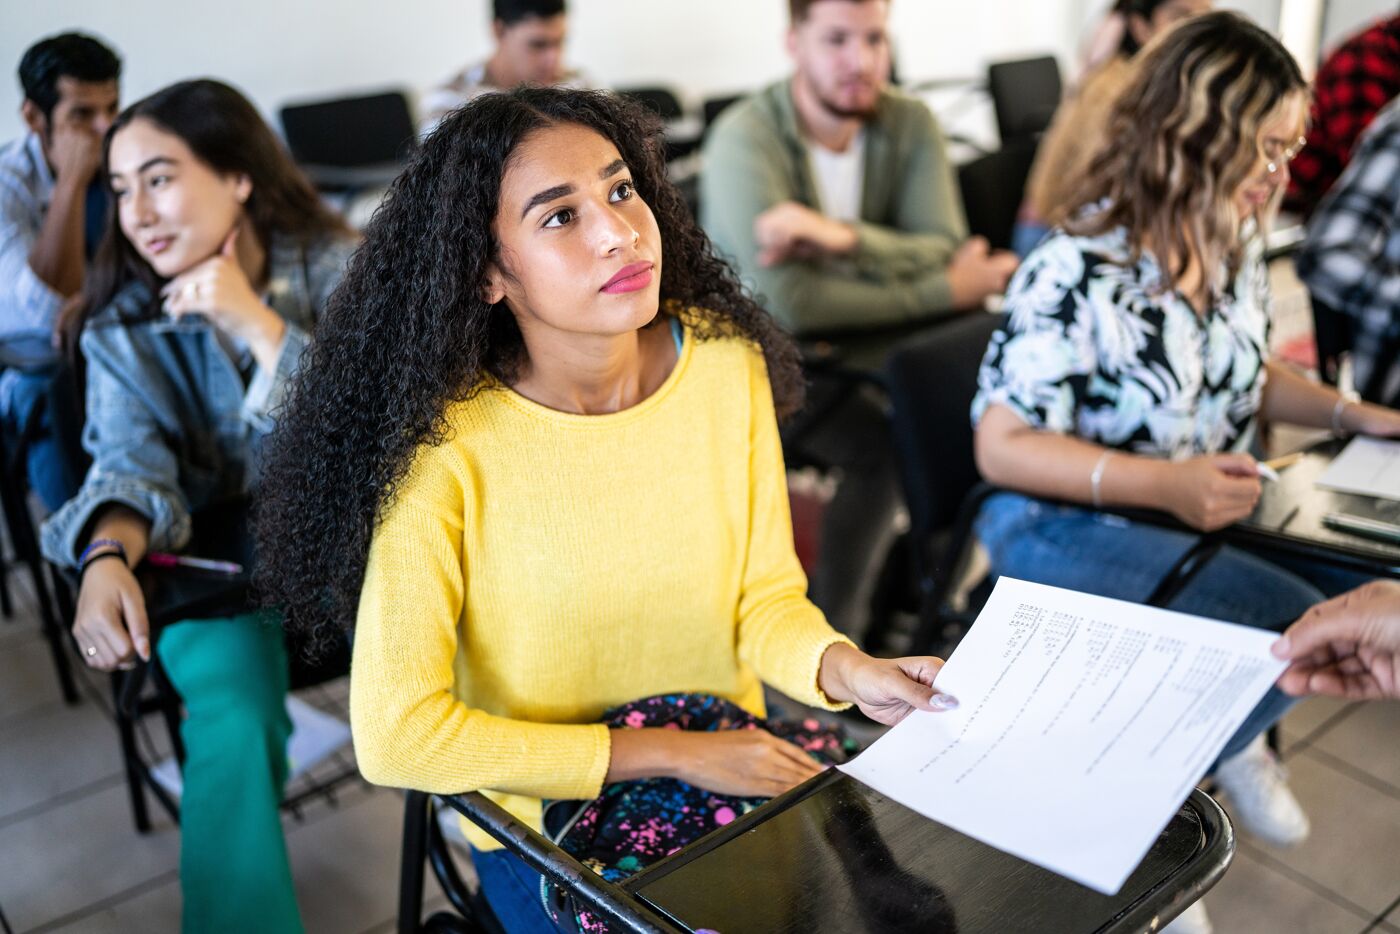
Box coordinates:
[144,235,175,256]
[601,261,654,294]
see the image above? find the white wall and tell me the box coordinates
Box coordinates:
[0,0,1080,143]
[0,0,1389,146]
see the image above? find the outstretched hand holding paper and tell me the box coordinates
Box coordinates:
[840,577,1288,894]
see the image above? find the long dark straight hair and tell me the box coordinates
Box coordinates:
[60,78,350,345]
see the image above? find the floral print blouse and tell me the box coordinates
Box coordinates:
[971,225,1271,460]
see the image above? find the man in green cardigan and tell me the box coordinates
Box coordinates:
[701,0,1016,350]
[699,0,1016,642]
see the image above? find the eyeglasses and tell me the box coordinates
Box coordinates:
[1264,135,1308,176]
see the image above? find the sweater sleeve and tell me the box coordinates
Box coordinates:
[734,351,855,709]
[848,102,965,285]
[349,440,612,798]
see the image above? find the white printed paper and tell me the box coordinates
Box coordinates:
[1316,436,1400,502]
[840,577,1286,894]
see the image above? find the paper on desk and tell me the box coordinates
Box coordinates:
[1316,436,1400,502]
[839,577,1287,895]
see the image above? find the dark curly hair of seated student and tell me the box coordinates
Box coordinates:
[253,87,805,651]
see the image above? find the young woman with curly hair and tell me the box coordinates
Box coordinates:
[255,87,953,931]
[972,16,1400,928]
[40,79,356,933]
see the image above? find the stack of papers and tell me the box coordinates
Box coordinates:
[1316,437,1400,502]
[840,577,1287,894]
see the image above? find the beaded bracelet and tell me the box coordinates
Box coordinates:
[78,538,127,575]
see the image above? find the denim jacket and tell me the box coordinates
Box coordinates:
[41,233,356,567]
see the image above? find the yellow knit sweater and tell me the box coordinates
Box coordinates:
[350,324,854,850]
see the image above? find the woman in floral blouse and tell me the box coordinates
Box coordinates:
[971,12,1400,884]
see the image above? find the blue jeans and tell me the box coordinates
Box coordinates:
[1011,220,1051,259]
[975,492,1336,764]
[472,846,559,933]
[3,369,83,513]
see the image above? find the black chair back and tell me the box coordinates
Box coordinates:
[957,141,1037,252]
[987,56,1062,146]
[886,313,1002,543]
[1310,292,1352,387]
[885,313,1004,651]
[617,86,684,121]
[702,94,744,134]
[279,90,417,189]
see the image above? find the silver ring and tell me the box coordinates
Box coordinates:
[85,645,98,657]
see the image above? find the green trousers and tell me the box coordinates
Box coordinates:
[157,613,304,934]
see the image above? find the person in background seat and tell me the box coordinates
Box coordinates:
[41,79,357,934]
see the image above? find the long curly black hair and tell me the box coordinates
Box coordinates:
[254,87,804,649]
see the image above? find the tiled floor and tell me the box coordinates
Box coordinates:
[3,261,1398,933]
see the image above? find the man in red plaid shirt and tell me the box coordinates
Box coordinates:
[1286,13,1400,217]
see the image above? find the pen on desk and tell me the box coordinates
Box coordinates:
[146,552,244,574]
[1279,505,1300,532]
[1263,452,1305,472]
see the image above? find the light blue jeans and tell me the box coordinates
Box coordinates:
[975,492,1344,765]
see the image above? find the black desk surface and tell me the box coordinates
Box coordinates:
[1230,439,1400,579]
[625,771,1231,934]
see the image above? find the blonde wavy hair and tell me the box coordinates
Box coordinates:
[1058,11,1306,291]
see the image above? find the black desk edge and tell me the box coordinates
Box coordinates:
[624,771,1235,934]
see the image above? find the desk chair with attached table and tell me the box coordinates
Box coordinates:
[398,775,1234,933]
[884,312,1003,658]
[50,499,360,833]
[0,339,86,704]
[884,312,1226,659]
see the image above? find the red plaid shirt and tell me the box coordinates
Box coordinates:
[1286,15,1400,216]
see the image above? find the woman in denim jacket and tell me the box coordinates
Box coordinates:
[40,79,355,934]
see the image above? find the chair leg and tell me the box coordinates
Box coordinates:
[28,554,79,706]
[399,791,431,934]
[151,662,187,765]
[0,471,79,703]
[113,672,152,834]
[0,553,13,619]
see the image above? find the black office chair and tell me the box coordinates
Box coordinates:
[618,86,702,164]
[617,86,684,122]
[986,55,1062,147]
[49,498,361,834]
[701,94,744,137]
[957,140,1038,252]
[278,89,418,192]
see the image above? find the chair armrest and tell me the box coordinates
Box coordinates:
[438,792,683,934]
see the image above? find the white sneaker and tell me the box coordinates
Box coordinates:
[1212,735,1310,848]
[1162,900,1213,934]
